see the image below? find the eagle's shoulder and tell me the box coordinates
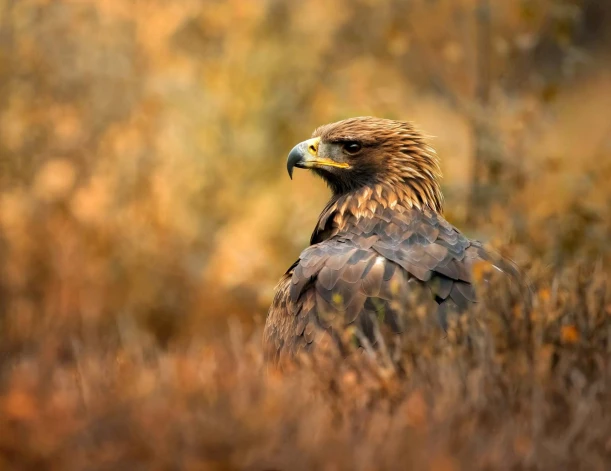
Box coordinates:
[265,201,523,360]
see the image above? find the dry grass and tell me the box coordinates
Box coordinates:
[1,265,611,470]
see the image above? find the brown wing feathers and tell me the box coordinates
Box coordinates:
[265,201,485,357]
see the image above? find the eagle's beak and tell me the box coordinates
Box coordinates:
[286,137,349,179]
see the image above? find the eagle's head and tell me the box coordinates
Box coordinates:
[287,116,443,213]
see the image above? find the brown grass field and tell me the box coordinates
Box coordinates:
[1,1,611,469]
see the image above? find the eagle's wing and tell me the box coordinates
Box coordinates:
[264,206,520,359]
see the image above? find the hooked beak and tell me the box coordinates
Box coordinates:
[286,137,350,179]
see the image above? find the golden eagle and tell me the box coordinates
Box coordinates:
[264,117,519,361]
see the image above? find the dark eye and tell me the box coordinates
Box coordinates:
[343,141,362,154]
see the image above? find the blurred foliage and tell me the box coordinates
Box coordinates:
[0,0,611,468]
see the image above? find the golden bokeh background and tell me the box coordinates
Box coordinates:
[3,0,610,338]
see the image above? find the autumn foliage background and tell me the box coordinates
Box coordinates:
[1,0,611,469]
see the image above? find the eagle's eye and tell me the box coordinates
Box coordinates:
[343,141,362,155]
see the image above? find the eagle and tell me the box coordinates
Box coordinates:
[264,117,519,361]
